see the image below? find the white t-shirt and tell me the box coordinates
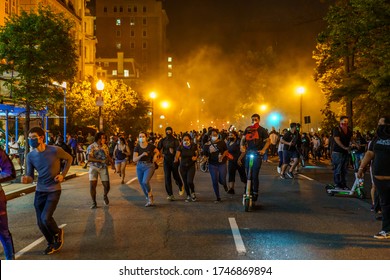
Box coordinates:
[9,141,19,155]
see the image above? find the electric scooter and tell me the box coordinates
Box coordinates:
[243,153,255,212]
[325,149,365,199]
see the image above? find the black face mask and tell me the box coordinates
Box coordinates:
[377,124,390,139]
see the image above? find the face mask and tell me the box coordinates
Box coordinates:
[138,138,145,143]
[29,138,39,148]
[340,123,348,127]
[377,125,390,139]
[183,141,190,147]
[211,136,218,142]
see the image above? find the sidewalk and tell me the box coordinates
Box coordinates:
[3,165,89,201]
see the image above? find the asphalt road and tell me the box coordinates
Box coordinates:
[2,159,389,260]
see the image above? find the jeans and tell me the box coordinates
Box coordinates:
[163,159,183,196]
[373,178,390,232]
[208,163,227,199]
[180,164,196,196]
[228,160,247,184]
[245,152,263,201]
[34,190,61,245]
[136,162,155,198]
[331,152,349,188]
[0,189,14,260]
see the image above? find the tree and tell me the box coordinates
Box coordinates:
[65,79,150,135]
[0,7,78,147]
[313,0,390,131]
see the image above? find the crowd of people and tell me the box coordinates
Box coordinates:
[0,113,389,259]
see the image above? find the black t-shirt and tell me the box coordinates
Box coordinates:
[332,126,353,154]
[157,136,180,161]
[243,125,269,151]
[177,143,197,167]
[282,130,300,151]
[134,143,156,163]
[369,137,390,176]
[203,140,227,165]
[227,139,241,160]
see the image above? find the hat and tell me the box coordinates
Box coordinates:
[165,127,173,132]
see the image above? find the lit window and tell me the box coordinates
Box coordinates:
[116,19,121,26]
[116,43,121,49]
[112,70,117,76]
[168,72,173,77]
[124,70,129,77]
[168,64,172,69]
[168,57,173,62]
[130,18,135,26]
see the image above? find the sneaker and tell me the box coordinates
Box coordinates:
[191,193,197,202]
[214,198,222,203]
[370,204,375,212]
[373,230,390,239]
[227,188,235,194]
[277,166,281,174]
[280,173,286,179]
[104,196,109,206]
[286,171,294,179]
[145,201,154,207]
[166,195,176,201]
[43,244,55,255]
[223,185,228,192]
[185,195,191,202]
[179,186,185,196]
[53,228,64,251]
[90,202,97,209]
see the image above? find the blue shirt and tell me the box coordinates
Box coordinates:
[26,145,73,192]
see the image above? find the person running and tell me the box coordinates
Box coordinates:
[239,114,270,203]
[113,137,130,184]
[157,127,183,201]
[331,116,353,189]
[0,147,16,260]
[88,132,111,209]
[226,131,246,194]
[22,127,72,255]
[203,129,229,203]
[175,133,198,202]
[133,132,160,207]
[358,116,390,239]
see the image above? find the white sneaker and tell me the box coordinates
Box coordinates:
[277,166,281,174]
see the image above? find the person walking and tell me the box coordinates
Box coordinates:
[175,133,198,202]
[226,131,246,194]
[0,148,16,260]
[88,132,111,209]
[133,132,160,207]
[280,123,301,179]
[22,127,72,255]
[203,129,229,203]
[157,127,183,201]
[358,116,390,239]
[113,137,130,184]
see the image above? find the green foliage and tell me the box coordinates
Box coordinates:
[66,79,150,135]
[0,7,78,109]
[313,0,390,130]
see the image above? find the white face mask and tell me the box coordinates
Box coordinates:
[211,136,218,142]
[183,140,190,147]
[138,137,145,143]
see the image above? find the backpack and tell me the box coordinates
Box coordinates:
[0,149,16,183]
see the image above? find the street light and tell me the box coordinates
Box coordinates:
[149,92,157,132]
[296,86,305,127]
[96,80,105,131]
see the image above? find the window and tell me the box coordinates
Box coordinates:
[104,62,109,67]
[130,18,135,26]
[128,6,131,12]
[116,30,121,37]
[114,6,117,12]
[168,64,172,69]
[112,70,117,76]
[130,30,135,37]
[143,6,147,13]
[168,57,173,62]
[143,30,147,37]
[168,72,173,78]
[104,6,107,13]
[119,6,123,12]
[142,42,147,49]
[116,19,121,26]
[134,6,138,12]
[143,18,147,25]
[130,42,135,49]
[116,43,121,49]
[124,70,129,77]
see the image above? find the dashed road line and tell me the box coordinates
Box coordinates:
[228,217,246,256]
[15,224,67,259]
[297,174,314,181]
[126,177,138,185]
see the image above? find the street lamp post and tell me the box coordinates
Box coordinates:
[296,86,305,128]
[96,80,105,131]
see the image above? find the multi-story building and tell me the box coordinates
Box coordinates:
[0,0,19,26]
[95,0,168,82]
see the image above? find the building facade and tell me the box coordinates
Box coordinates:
[95,0,168,82]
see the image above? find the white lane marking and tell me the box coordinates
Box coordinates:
[126,177,138,185]
[15,224,67,259]
[297,174,314,181]
[228,217,246,256]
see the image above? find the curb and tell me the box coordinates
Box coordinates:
[5,173,78,201]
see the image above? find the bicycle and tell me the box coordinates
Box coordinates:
[243,152,256,212]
